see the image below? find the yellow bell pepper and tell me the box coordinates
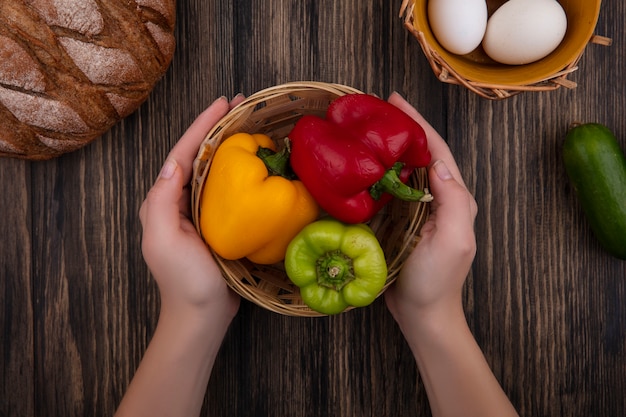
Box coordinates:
[199,133,319,264]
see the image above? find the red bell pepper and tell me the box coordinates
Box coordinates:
[289,94,432,224]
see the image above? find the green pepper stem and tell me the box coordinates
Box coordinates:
[316,250,355,291]
[370,162,433,202]
[256,138,296,179]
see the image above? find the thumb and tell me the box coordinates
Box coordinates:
[427,160,477,238]
[140,158,184,238]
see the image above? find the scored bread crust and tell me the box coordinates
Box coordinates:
[0,0,176,160]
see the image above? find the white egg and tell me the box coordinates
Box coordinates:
[428,0,488,55]
[482,0,568,65]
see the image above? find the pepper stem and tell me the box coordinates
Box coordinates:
[316,250,356,291]
[256,138,296,179]
[370,162,433,202]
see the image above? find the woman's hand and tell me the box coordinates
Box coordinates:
[139,95,244,319]
[383,93,517,417]
[116,96,246,417]
[384,92,478,324]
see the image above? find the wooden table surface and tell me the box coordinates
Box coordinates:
[1,1,625,416]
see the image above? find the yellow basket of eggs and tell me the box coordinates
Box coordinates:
[400,0,611,99]
[191,81,431,317]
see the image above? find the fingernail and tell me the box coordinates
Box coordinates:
[159,159,177,179]
[212,96,227,105]
[234,92,245,99]
[433,159,452,181]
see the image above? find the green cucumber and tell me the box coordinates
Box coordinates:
[563,123,626,260]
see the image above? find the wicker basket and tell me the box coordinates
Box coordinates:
[400,0,611,100]
[191,81,430,316]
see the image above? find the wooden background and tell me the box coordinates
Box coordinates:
[1,1,625,416]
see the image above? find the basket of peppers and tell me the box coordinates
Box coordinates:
[192,82,432,316]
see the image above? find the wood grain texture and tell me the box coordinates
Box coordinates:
[0,1,624,417]
[0,158,33,417]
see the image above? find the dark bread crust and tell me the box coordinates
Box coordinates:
[0,0,176,160]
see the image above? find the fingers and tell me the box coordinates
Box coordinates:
[230,93,246,109]
[165,97,232,186]
[164,94,246,188]
[387,92,478,227]
[142,93,247,223]
[387,91,477,230]
[387,92,466,188]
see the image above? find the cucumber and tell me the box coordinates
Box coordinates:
[563,123,626,260]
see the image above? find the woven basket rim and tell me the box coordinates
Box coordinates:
[191,81,430,316]
[192,81,364,230]
[399,0,611,100]
[199,82,363,148]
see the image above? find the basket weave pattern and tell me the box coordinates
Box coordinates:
[192,82,430,316]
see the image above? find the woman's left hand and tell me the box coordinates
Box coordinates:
[139,95,244,318]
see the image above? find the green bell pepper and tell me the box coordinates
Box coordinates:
[284,218,388,315]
